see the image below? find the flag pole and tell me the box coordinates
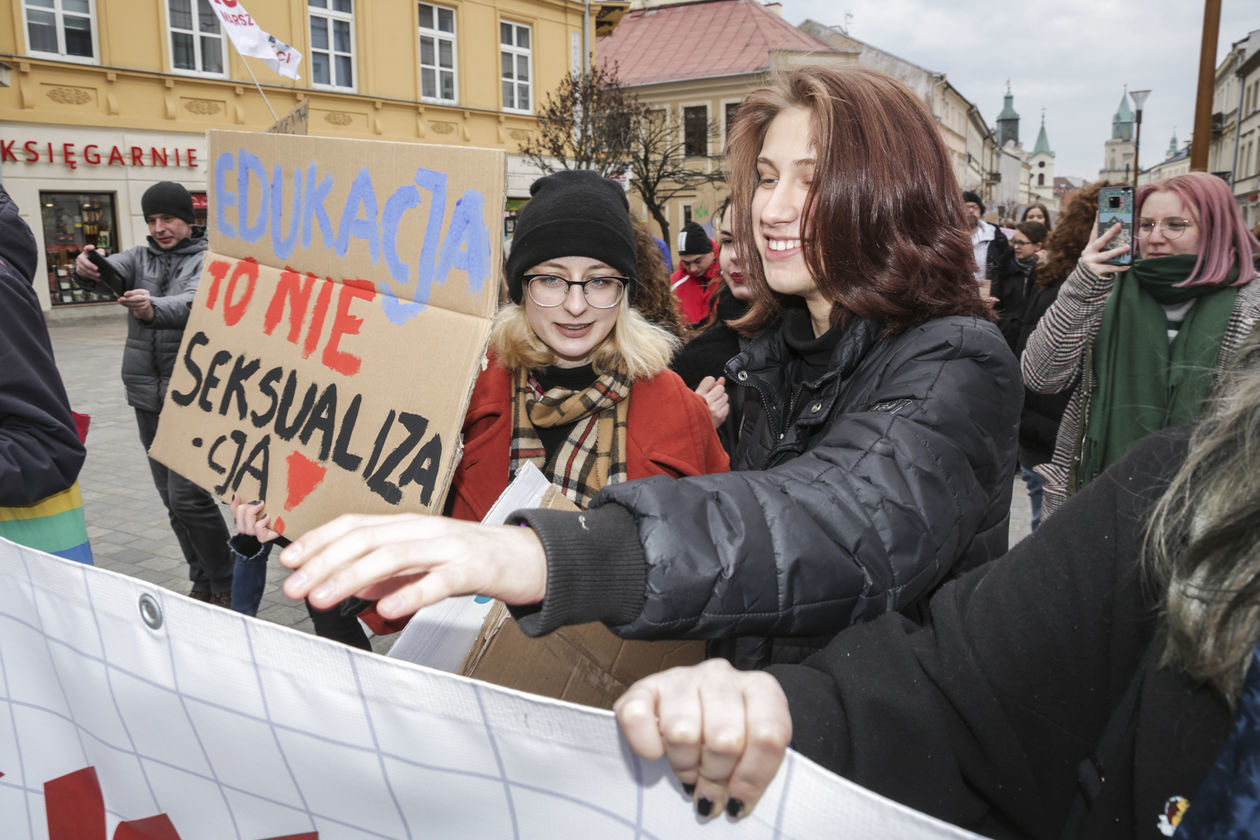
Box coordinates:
[236,51,280,122]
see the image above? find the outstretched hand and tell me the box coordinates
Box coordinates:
[615,659,792,821]
[278,514,548,618]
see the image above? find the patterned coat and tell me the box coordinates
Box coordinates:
[1021,260,1260,518]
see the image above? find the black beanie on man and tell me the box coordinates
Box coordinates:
[676,221,713,256]
[141,181,196,224]
[962,191,985,212]
[505,170,637,304]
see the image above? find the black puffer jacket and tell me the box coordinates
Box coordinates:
[74,229,207,412]
[0,188,85,506]
[514,311,1021,659]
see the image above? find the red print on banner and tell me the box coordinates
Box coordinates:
[37,765,320,839]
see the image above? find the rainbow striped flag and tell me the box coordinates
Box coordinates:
[0,482,92,565]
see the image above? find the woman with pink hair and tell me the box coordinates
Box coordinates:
[1022,171,1260,518]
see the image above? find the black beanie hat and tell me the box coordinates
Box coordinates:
[141,181,196,224]
[505,170,637,304]
[676,221,713,255]
[961,190,985,212]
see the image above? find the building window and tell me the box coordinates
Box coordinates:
[168,0,224,75]
[418,3,456,103]
[25,0,95,60]
[40,192,118,306]
[684,105,708,157]
[1037,173,1045,186]
[310,0,355,90]
[724,102,741,141]
[500,21,531,113]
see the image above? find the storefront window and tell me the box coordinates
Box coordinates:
[40,192,118,306]
[191,191,209,227]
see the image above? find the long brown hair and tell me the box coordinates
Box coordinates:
[1037,181,1108,288]
[727,66,990,337]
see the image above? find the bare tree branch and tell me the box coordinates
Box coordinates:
[518,67,725,247]
[625,109,725,246]
[518,65,639,177]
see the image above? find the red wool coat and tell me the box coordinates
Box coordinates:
[360,356,728,635]
[448,357,729,522]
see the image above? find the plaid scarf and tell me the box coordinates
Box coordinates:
[509,365,632,508]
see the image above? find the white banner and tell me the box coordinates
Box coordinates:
[0,537,984,839]
[209,0,302,80]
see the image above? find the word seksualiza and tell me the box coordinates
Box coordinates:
[171,255,443,510]
[171,331,444,509]
[213,148,491,324]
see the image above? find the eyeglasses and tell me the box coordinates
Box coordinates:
[1137,217,1193,240]
[1011,238,1034,247]
[524,274,627,309]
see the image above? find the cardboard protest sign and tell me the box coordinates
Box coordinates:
[457,481,706,709]
[150,131,503,536]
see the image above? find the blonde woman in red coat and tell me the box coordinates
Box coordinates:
[233,170,726,641]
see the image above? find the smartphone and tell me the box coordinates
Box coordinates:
[86,249,127,297]
[1097,186,1134,266]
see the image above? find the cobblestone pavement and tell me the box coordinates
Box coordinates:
[49,311,326,639]
[45,308,1033,651]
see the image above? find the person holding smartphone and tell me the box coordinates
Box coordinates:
[73,181,234,605]
[1021,171,1260,519]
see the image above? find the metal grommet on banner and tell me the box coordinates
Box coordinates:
[138,593,163,630]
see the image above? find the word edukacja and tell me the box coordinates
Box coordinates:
[213,148,492,323]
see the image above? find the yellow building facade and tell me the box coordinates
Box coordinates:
[1,0,590,311]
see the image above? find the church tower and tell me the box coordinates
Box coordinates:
[996,82,1020,148]
[1029,110,1056,206]
[1100,87,1136,183]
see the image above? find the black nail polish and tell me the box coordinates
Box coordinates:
[696,797,713,817]
[681,782,695,796]
[726,798,744,818]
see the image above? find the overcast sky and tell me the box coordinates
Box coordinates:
[780,0,1260,180]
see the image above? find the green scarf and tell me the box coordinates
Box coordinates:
[1079,254,1239,487]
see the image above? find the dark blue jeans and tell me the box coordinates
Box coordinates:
[229,535,272,616]
[1020,466,1044,531]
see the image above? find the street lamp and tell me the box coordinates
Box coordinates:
[1129,88,1151,191]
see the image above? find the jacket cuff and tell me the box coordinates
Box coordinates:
[505,504,647,636]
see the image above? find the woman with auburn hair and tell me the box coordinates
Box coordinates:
[1023,170,1260,519]
[1012,182,1107,529]
[277,66,1020,673]
[615,335,1260,833]
[671,198,754,454]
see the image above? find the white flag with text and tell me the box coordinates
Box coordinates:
[209,0,302,80]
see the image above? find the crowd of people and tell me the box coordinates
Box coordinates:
[6,62,1260,839]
